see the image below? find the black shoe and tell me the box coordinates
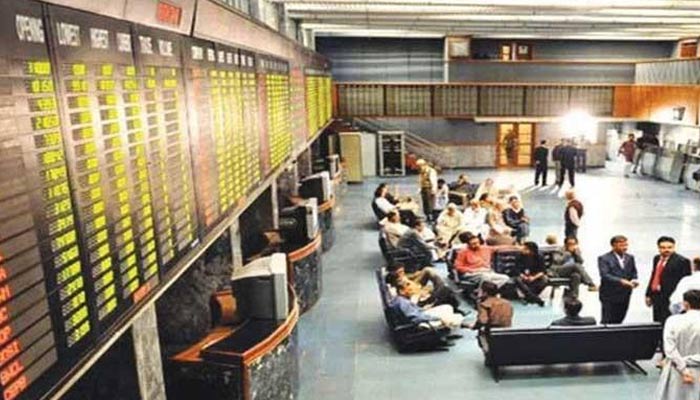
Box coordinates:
[447,333,464,340]
[535,299,545,307]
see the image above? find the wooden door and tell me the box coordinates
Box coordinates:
[500,44,512,60]
[497,123,535,167]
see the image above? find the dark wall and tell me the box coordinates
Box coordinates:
[470,39,674,60]
[318,37,675,84]
[316,37,444,82]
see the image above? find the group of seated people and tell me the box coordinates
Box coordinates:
[375,174,605,349]
[374,177,533,255]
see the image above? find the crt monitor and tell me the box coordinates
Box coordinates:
[278,198,319,247]
[299,171,333,202]
[230,253,288,321]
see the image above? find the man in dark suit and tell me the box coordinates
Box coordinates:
[645,236,691,326]
[533,140,549,186]
[598,235,639,324]
[558,139,577,188]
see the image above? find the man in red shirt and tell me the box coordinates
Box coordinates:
[454,235,513,288]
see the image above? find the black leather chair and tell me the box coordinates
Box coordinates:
[378,231,423,272]
[484,323,661,381]
[371,200,386,222]
[493,246,571,300]
[375,269,451,353]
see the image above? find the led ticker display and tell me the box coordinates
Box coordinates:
[306,73,333,138]
[289,68,308,150]
[240,51,262,194]
[262,58,292,170]
[132,26,198,270]
[215,45,245,210]
[184,39,224,231]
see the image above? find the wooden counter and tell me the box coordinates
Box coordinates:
[168,288,300,400]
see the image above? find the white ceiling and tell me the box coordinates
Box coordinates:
[271,0,700,40]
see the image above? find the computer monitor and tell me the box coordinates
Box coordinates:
[299,171,333,202]
[278,198,319,247]
[230,253,288,321]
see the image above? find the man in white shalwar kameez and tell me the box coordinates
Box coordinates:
[655,289,700,400]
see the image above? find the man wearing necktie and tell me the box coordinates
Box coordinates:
[645,236,691,329]
[598,235,639,324]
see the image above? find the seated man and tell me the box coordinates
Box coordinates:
[436,203,464,244]
[514,241,546,307]
[463,199,489,238]
[386,265,459,309]
[449,174,476,206]
[390,279,466,330]
[502,196,530,244]
[471,281,513,330]
[550,236,598,298]
[396,219,435,268]
[373,184,397,220]
[381,210,410,247]
[454,234,513,288]
[550,297,596,326]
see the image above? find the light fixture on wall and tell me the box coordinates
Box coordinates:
[673,107,686,121]
[560,110,598,143]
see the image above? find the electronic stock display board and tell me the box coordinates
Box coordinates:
[0,2,200,399]
[0,1,327,399]
[260,56,291,171]
[184,39,266,235]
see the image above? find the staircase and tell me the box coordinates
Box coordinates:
[352,118,455,170]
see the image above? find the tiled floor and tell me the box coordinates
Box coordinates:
[298,167,700,400]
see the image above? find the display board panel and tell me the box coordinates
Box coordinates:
[130,24,199,272]
[183,37,224,233]
[214,43,246,208]
[0,2,89,399]
[240,50,262,191]
[261,56,291,170]
[48,6,160,332]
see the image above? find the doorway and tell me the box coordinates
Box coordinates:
[496,123,535,167]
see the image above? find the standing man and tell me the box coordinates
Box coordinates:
[646,237,691,327]
[633,133,660,174]
[552,139,565,187]
[416,159,437,222]
[533,140,549,186]
[618,133,637,178]
[598,235,639,324]
[653,290,700,400]
[559,139,577,188]
[564,190,583,239]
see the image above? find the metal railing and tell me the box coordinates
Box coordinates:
[353,118,455,169]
